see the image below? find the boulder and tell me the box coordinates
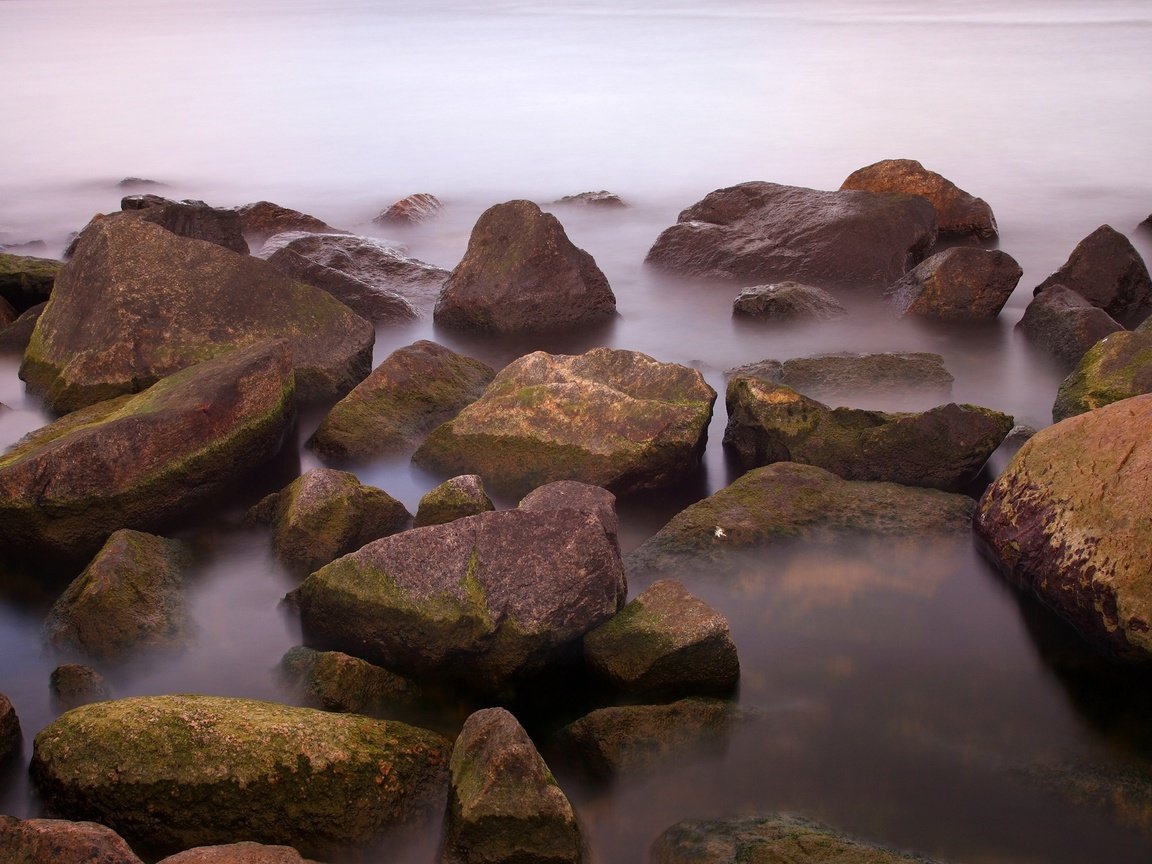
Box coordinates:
[413,348,716,496]
[518,480,619,551]
[0,302,46,354]
[584,579,739,698]
[0,251,60,312]
[644,181,936,290]
[308,340,494,461]
[974,394,1152,662]
[280,646,420,716]
[30,695,451,859]
[1033,225,1152,327]
[731,281,847,322]
[443,708,583,864]
[120,199,249,254]
[373,192,443,225]
[50,664,112,711]
[553,191,627,208]
[156,842,321,864]
[0,341,296,559]
[118,176,163,189]
[626,462,974,579]
[1016,284,1124,369]
[723,377,1013,491]
[235,201,344,244]
[0,691,20,763]
[840,157,998,241]
[263,246,417,323]
[21,217,373,413]
[0,816,144,864]
[247,469,410,575]
[44,529,191,659]
[727,352,953,406]
[120,192,170,209]
[0,294,14,325]
[1053,329,1152,421]
[434,200,617,333]
[886,246,1022,319]
[414,474,494,528]
[288,508,626,693]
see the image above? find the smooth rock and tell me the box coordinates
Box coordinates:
[0,691,20,763]
[1034,225,1152,327]
[1016,284,1124,369]
[50,664,111,711]
[732,281,847,321]
[235,201,344,244]
[1053,329,1152,421]
[517,480,619,551]
[280,646,420,716]
[887,246,1022,319]
[414,474,494,528]
[0,251,60,312]
[373,192,443,225]
[264,246,417,323]
[156,842,322,864]
[0,302,46,354]
[0,815,144,864]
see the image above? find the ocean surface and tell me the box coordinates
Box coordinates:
[2,1,1152,861]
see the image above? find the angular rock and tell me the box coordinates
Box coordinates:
[0,302,46,354]
[0,691,20,763]
[263,245,417,323]
[248,468,410,575]
[308,340,494,461]
[1053,329,1152,421]
[841,157,998,241]
[0,341,296,559]
[444,708,583,864]
[435,200,617,333]
[518,480,619,551]
[584,579,738,698]
[235,201,344,244]
[50,664,111,711]
[723,377,1013,491]
[0,251,60,312]
[288,508,626,693]
[413,348,716,496]
[373,192,443,225]
[156,842,321,864]
[21,217,373,413]
[1034,225,1152,327]
[414,474,494,528]
[554,190,627,208]
[1016,284,1124,369]
[0,294,14,325]
[0,816,144,864]
[974,394,1152,662]
[44,529,190,659]
[732,281,847,322]
[120,192,170,209]
[30,695,451,859]
[121,199,249,254]
[645,181,936,290]
[887,246,1022,319]
[280,646,420,716]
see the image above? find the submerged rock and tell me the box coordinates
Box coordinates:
[732,281,847,321]
[553,190,627,208]
[156,842,321,864]
[727,352,953,406]
[0,816,144,864]
[1053,329,1152,421]
[280,646,420,717]
[1033,225,1152,327]
[373,192,443,225]
[235,200,344,244]
[414,474,494,528]
[50,664,111,711]
[0,692,20,763]
[887,246,1022,319]
[1016,284,1124,369]
[0,251,60,312]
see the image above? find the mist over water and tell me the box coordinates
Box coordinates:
[3,1,1152,862]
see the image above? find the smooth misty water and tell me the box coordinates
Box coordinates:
[3,1,1152,862]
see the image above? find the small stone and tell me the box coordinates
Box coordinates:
[50,664,111,711]
[415,475,494,527]
[553,190,627,208]
[373,192,443,225]
[732,281,847,322]
[279,646,420,716]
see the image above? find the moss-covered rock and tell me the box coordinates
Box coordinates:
[413,348,716,496]
[414,474,494,528]
[0,691,20,763]
[1017,284,1125,369]
[0,251,60,312]
[886,246,1022,320]
[44,529,191,659]
[50,664,112,712]
[280,646,420,716]
[1052,329,1152,421]
[156,842,321,864]
[0,815,144,864]
[443,708,583,864]
[30,695,451,860]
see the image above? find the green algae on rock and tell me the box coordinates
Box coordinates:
[414,474,494,528]
[0,251,60,312]
[1052,329,1152,421]
[280,646,421,717]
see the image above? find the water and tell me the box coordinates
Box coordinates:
[2,0,1152,861]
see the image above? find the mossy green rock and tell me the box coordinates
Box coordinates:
[974,394,1152,662]
[29,695,451,860]
[415,474,494,527]
[1052,329,1152,421]
[0,251,60,312]
[723,377,1012,491]
[444,708,583,864]
[0,340,296,559]
[0,815,144,864]
[413,348,716,496]
[20,216,373,413]
[280,646,420,716]
[0,691,20,763]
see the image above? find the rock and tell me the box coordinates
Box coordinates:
[248,468,411,575]
[1052,329,1152,421]
[0,251,60,312]
[731,281,847,322]
[0,815,144,864]
[1017,760,1152,834]
[260,246,416,323]
[626,462,974,579]
[120,199,249,255]
[414,474,494,528]
[156,842,321,864]
[651,814,949,864]
[0,341,296,559]
[1033,225,1152,327]
[308,340,494,461]
[288,508,626,693]
[886,246,1022,319]
[1016,284,1124,369]
[280,646,420,716]
[723,377,1013,491]
[120,192,170,210]
[434,200,617,333]
[0,294,14,325]
[373,192,443,225]
[518,480,619,551]
[644,181,936,290]
[584,579,739,698]
[443,708,583,864]
[0,691,20,763]
[553,190,627,208]
[235,201,344,245]
[50,664,111,711]
[44,530,191,659]
[840,157,998,241]
[30,695,451,859]
[119,176,163,188]
[974,394,1152,662]
[21,217,373,413]
[413,348,716,496]
[0,302,46,354]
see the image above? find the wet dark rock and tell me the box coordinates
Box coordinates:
[21,217,373,413]
[413,348,715,497]
[723,377,1012,491]
[0,691,20,763]
[518,480,619,551]
[44,530,191,660]
[414,474,494,528]
[234,200,345,245]
[373,192,443,225]
[443,708,583,864]
[1034,225,1152,327]
[280,646,420,717]
[119,199,249,254]
[120,192,171,210]
[308,340,494,461]
[50,664,111,711]
[118,176,163,189]
[974,393,1152,662]
[29,695,451,860]
[0,302,46,354]
[0,294,14,326]
[841,157,998,241]
[644,181,936,290]
[434,200,617,333]
[1017,760,1152,834]
[553,190,627,208]
[261,248,417,323]
[289,508,626,694]
[0,341,296,559]
[1016,284,1125,369]
[1053,329,1152,421]
[584,579,739,698]
[247,469,411,575]
[0,815,144,864]
[732,281,847,321]
[156,842,321,864]
[0,251,60,312]
[887,246,1022,319]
